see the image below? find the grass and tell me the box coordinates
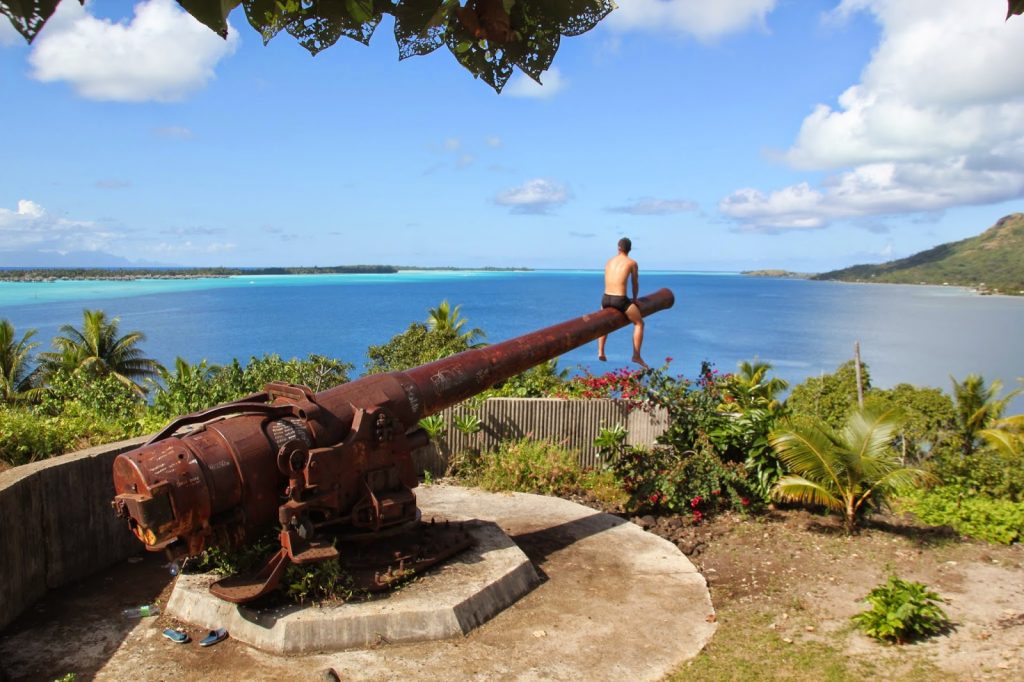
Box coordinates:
[678,599,944,681]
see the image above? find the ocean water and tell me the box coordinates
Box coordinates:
[1,271,1022,409]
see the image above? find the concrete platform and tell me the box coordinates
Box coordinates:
[4,485,716,681]
[166,515,540,653]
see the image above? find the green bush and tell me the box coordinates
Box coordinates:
[609,440,756,519]
[908,486,1024,544]
[852,575,951,644]
[283,560,355,605]
[462,438,618,501]
[0,405,141,467]
[927,447,1024,502]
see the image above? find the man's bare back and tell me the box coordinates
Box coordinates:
[604,252,637,297]
[598,238,647,367]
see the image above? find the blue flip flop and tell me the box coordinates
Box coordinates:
[162,628,190,644]
[199,628,228,647]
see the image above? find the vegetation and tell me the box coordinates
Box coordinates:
[1,1,618,94]
[769,409,935,532]
[38,309,163,397]
[456,438,622,505]
[908,487,1024,544]
[813,213,1024,294]
[0,320,42,405]
[851,576,951,644]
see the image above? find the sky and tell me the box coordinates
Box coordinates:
[1,0,1023,271]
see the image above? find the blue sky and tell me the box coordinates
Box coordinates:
[2,0,1023,271]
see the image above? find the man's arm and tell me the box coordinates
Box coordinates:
[631,263,639,301]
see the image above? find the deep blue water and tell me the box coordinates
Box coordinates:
[1,271,1022,409]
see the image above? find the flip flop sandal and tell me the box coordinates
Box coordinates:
[200,628,228,647]
[162,628,190,644]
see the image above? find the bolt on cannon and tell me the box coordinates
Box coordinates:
[112,289,675,602]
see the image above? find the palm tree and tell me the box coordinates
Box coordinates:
[980,414,1024,458]
[426,300,486,347]
[725,358,789,411]
[0,319,44,404]
[950,374,1021,455]
[770,408,935,532]
[39,309,164,396]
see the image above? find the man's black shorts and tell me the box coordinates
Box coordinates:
[601,294,631,313]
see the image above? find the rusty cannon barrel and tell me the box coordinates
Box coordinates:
[112,288,674,601]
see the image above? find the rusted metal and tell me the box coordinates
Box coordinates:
[112,288,674,601]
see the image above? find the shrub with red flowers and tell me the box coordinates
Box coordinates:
[608,437,757,518]
[553,365,651,410]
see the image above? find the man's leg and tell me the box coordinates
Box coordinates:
[597,334,607,361]
[626,305,646,367]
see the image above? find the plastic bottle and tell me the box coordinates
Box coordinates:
[122,604,161,618]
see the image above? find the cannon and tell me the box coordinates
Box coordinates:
[112,289,674,602]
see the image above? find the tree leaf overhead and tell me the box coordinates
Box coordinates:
[0,0,616,92]
[0,0,68,43]
[1010,0,1024,20]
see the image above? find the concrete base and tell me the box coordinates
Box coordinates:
[166,514,539,653]
[86,486,715,681]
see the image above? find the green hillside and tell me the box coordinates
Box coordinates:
[813,213,1024,295]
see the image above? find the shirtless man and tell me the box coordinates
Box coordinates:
[597,237,647,367]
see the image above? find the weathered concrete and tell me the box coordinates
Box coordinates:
[0,436,147,631]
[166,513,539,653]
[85,486,716,681]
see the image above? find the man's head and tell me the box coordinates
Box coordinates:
[617,237,632,254]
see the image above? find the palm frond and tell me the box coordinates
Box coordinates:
[773,476,844,513]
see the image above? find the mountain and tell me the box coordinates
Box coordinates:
[0,250,170,268]
[813,213,1024,295]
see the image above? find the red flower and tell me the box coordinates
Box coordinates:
[741,497,751,507]
[690,496,702,508]
[649,493,661,504]
[712,489,721,496]
[692,510,704,523]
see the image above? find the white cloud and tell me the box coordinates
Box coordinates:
[28,0,239,102]
[789,0,1024,169]
[606,0,777,41]
[608,198,697,215]
[486,136,502,148]
[495,179,570,214]
[722,0,1024,231]
[504,68,566,98]
[721,158,1024,231]
[0,198,115,251]
[147,241,237,255]
[154,126,195,139]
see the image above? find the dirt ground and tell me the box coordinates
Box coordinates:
[1,502,1022,681]
[660,508,1024,681]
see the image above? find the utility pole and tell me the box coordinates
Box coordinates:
[854,341,864,408]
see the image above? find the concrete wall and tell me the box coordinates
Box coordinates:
[0,436,148,631]
[0,399,667,631]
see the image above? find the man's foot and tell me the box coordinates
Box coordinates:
[632,355,648,368]
[598,354,607,362]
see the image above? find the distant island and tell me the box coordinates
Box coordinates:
[740,269,811,279]
[812,213,1024,295]
[0,265,532,282]
[742,213,1024,296]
